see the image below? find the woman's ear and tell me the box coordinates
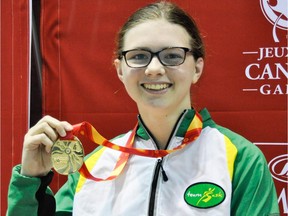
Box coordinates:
[192,57,204,84]
[114,59,123,82]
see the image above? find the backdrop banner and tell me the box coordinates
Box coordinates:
[1,0,30,214]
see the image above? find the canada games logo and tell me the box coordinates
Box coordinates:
[260,0,288,42]
[241,0,287,95]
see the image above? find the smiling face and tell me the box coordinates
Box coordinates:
[114,19,204,115]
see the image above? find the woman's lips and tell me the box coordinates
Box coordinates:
[142,83,172,91]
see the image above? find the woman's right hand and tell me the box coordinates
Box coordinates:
[21,116,73,177]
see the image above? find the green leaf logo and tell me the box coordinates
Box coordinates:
[184,182,226,208]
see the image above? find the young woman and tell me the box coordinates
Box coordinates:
[7,1,279,215]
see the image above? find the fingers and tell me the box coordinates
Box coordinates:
[24,133,54,153]
[37,115,73,138]
[28,121,57,141]
[24,115,73,152]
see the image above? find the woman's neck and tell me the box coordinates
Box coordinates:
[138,107,187,149]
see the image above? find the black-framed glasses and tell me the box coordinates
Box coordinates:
[120,47,192,68]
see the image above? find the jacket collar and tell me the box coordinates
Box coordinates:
[136,108,211,140]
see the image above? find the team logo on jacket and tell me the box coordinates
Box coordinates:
[184,182,226,208]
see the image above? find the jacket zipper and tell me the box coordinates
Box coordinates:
[148,159,168,216]
[139,110,188,216]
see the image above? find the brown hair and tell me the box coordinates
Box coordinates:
[115,1,205,60]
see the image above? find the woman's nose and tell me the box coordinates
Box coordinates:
[145,56,165,76]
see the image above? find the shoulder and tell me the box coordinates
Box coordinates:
[200,108,264,159]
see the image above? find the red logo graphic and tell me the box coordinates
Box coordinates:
[268,154,288,183]
[260,0,288,42]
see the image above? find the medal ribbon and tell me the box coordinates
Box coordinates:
[63,111,203,181]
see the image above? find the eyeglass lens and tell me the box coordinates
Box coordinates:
[124,47,187,68]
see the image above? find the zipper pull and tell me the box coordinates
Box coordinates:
[158,159,169,182]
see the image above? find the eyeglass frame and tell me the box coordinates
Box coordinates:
[119,47,192,68]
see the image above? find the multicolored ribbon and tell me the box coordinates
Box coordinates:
[63,112,203,181]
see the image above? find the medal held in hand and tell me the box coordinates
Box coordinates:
[51,137,84,175]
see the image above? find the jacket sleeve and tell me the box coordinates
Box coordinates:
[7,165,79,216]
[230,142,280,216]
[7,165,56,216]
[54,172,80,215]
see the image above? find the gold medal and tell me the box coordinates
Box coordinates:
[51,137,84,175]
